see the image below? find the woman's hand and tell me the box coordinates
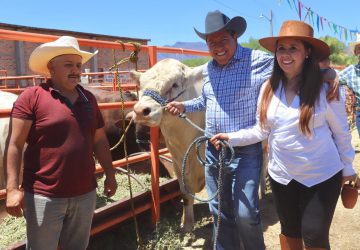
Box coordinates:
[342,174,360,190]
[209,133,230,150]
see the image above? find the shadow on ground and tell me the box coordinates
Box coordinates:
[88,193,279,250]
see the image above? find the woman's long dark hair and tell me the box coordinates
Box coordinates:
[259,41,323,136]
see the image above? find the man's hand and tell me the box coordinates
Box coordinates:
[164,101,184,116]
[103,173,117,197]
[6,188,24,217]
[209,133,230,150]
[326,76,340,102]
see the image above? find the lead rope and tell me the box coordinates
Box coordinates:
[110,40,144,248]
[142,89,235,250]
[178,113,234,250]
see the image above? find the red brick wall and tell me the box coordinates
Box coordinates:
[0,40,17,75]
[0,25,150,78]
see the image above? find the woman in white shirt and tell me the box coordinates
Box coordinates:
[210,20,360,250]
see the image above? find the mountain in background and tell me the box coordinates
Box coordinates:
[157,41,208,61]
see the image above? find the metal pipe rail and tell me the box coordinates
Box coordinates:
[0,83,139,94]
[0,148,169,200]
[0,29,209,56]
[0,101,138,118]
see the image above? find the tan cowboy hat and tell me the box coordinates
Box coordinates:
[349,33,360,54]
[194,10,247,40]
[29,36,98,76]
[259,20,330,60]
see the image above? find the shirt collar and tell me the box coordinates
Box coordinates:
[42,80,89,103]
[210,44,246,68]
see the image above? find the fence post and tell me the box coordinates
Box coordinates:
[147,46,161,226]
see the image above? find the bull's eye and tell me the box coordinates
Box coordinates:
[172,82,179,89]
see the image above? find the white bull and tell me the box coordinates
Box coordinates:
[131,59,205,232]
[0,91,19,189]
[131,58,269,232]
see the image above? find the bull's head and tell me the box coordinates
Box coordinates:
[130,59,204,127]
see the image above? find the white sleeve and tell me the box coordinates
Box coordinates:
[228,82,270,147]
[325,86,355,176]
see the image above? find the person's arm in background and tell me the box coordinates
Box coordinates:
[326,86,360,188]
[93,127,117,197]
[5,118,32,217]
[322,67,340,101]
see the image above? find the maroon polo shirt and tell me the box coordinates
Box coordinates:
[11,81,104,197]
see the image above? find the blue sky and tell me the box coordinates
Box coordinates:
[1,0,359,47]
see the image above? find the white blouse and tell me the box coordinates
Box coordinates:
[228,81,355,187]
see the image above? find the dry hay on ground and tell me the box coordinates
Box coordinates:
[0,172,170,249]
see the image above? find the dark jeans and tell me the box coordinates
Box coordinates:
[205,142,264,250]
[270,171,342,249]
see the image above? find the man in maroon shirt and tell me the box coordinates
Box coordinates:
[4,36,117,250]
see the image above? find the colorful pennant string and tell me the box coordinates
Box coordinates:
[282,0,359,41]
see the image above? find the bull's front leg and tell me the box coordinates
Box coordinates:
[180,194,195,233]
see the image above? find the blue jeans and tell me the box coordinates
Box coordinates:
[24,190,97,250]
[356,110,360,137]
[205,142,265,250]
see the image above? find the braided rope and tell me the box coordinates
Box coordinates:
[178,114,234,250]
[110,40,143,247]
[142,88,186,107]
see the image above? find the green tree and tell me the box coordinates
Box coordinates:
[240,37,268,52]
[182,57,211,67]
[320,36,357,66]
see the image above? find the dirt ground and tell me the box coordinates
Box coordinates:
[1,130,359,249]
[183,128,360,250]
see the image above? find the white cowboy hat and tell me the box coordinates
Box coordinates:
[29,36,98,76]
[350,33,360,54]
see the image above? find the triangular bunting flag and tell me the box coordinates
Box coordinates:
[316,15,320,32]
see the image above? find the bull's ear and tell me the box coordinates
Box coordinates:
[129,70,141,85]
[185,64,204,84]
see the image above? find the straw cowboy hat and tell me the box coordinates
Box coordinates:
[259,20,330,60]
[350,33,360,54]
[194,10,247,40]
[29,36,98,76]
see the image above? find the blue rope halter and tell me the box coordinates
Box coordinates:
[142,88,185,106]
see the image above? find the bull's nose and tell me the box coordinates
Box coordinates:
[142,107,151,116]
[134,106,151,117]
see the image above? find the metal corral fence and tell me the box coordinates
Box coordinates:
[0,29,210,227]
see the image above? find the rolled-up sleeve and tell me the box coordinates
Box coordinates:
[183,92,206,113]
